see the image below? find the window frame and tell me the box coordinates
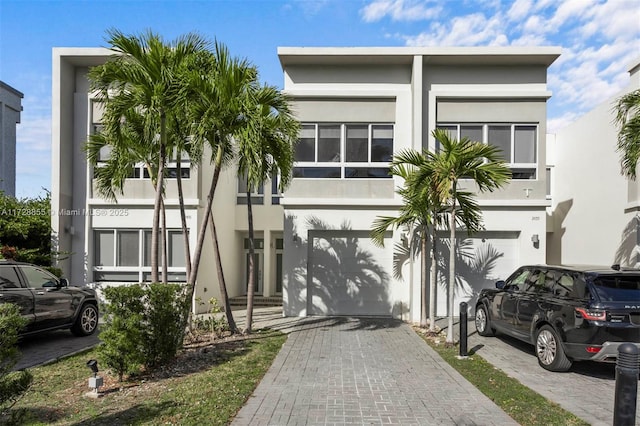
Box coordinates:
[436,123,539,180]
[294,122,394,179]
[93,228,188,283]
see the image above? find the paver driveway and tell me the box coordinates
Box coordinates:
[233,317,516,425]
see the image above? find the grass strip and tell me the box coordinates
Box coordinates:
[421,335,589,426]
[10,329,286,425]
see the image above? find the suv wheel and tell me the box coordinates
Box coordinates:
[535,325,572,372]
[71,304,98,336]
[475,304,495,337]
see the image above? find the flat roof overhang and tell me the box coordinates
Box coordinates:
[278,46,562,68]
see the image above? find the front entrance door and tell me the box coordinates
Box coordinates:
[244,238,263,295]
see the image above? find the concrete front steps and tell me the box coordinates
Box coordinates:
[229,295,282,309]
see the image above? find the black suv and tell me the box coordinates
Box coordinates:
[0,260,98,337]
[475,264,640,371]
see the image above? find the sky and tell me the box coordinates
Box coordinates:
[1,0,639,198]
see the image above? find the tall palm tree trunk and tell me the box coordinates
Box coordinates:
[188,145,239,335]
[161,198,168,284]
[151,116,167,283]
[429,227,438,332]
[209,210,239,333]
[189,145,222,287]
[176,155,191,279]
[446,183,457,343]
[420,229,428,327]
[245,189,256,334]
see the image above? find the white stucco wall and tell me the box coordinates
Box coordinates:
[550,57,640,266]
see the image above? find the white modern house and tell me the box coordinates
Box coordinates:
[52,46,562,323]
[548,57,640,268]
[0,81,23,197]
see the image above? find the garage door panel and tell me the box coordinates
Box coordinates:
[309,231,393,316]
[437,231,520,316]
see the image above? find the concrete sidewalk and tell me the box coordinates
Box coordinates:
[231,308,517,425]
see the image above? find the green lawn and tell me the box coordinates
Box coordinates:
[8,330,286,425]
[420,332,589,426]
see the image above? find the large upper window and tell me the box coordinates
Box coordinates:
[437,123,538,179]
[90,124,191,180]
[294,123,394,179]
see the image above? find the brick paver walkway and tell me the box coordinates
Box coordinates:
[232,316,517,425]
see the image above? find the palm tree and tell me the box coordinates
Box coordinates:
[186,42,258,334]
[614,89,640,179]
[88,29,210,283]
[423,128,511,343]
[234,84,299,334]
[370,151,439,328]
[371,149,483,330]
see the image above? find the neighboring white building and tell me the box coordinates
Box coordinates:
[0,81,23,197]
[52,46,561,323]
[549,57,640,268]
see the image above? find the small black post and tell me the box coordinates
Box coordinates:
[614,343,639,426]
[459,301,468,357]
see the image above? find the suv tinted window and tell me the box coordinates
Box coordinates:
[0,266,22,289]
[592,275,640,302]
[507,268,530,290]
[553,273,575,298]
[21,266,58,289]
[522,269,545,293]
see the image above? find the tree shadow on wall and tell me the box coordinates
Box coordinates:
[615,215,640,267]
[283,215,392,317]
[390,231,503,315]
[435,237,504,314]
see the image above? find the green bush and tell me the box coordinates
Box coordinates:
[98,283,189,380]
[97,285,146,381]
[0,304,33,420]
[142,283,190,368]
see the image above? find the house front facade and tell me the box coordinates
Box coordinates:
[52,46,560,323]
[279,47,560,320]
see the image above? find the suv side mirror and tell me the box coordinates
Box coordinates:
[59,278,69,287]
[496,280,506,289]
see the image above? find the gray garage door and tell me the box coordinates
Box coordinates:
[438,231,520,316]
[308,230,393,316]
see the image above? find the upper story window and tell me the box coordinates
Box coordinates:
[91,124,191,180]
[437,123,538,179]
[236,172,282,205]
[294,123,394,179]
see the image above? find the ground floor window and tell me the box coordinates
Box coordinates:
[93,228,187,282]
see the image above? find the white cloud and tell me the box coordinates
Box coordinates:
[405,12,508,46]
[507,0,532,22]
[16,116,50,153]
[361,0,441,22]
[380,0,640,126]
[548,0,597,28]
[547,111,580,133]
